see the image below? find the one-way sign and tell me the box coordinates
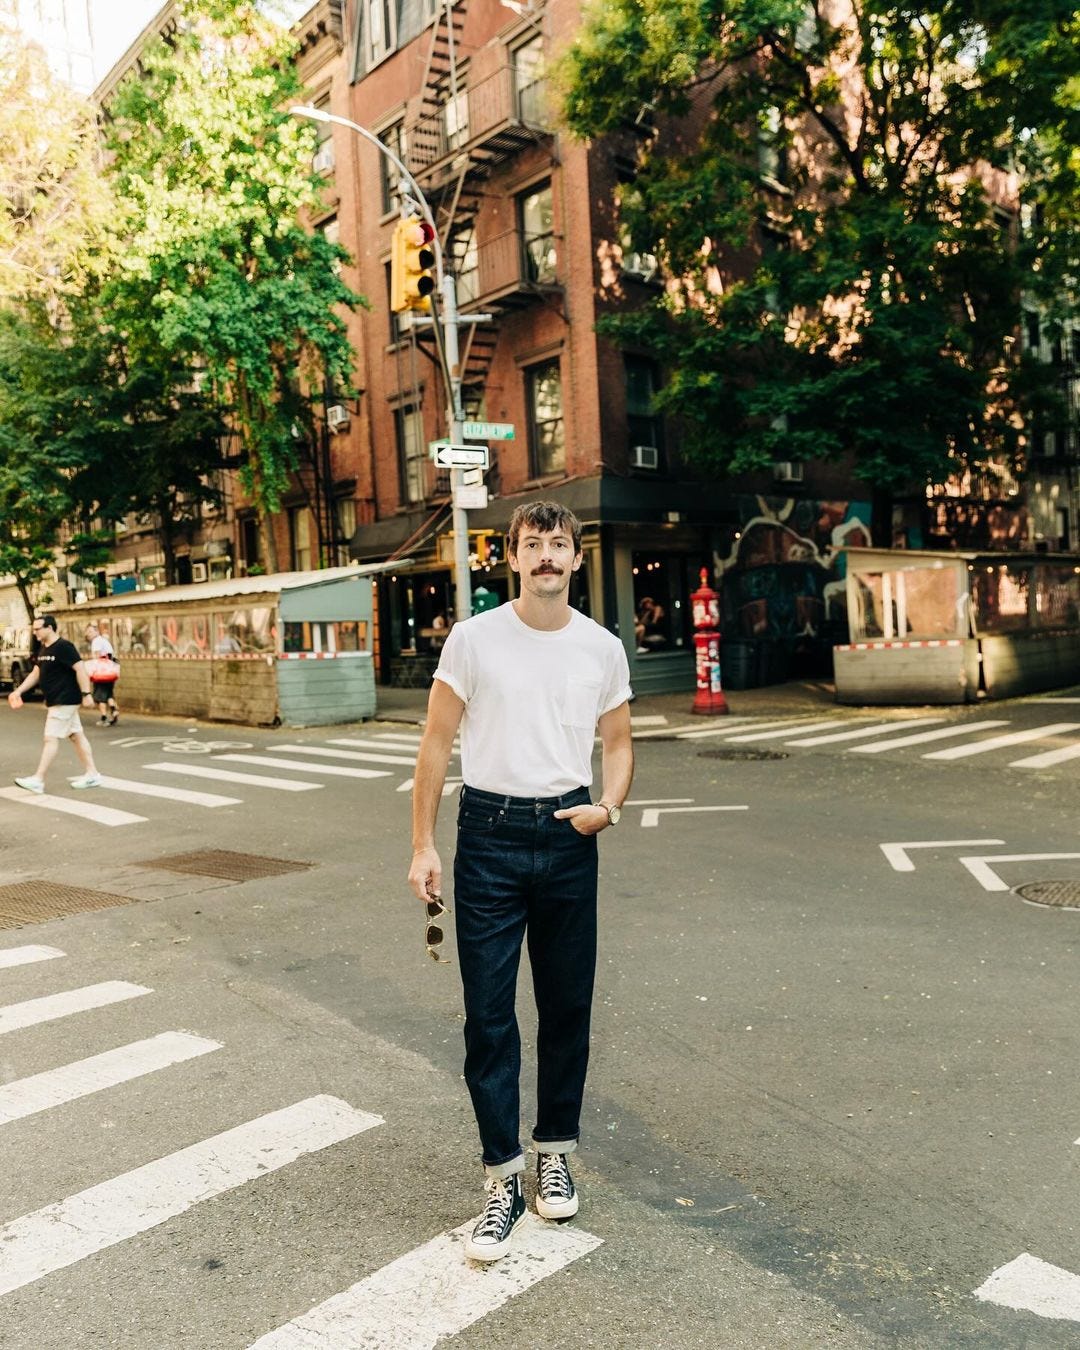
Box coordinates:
[429,442,490,469]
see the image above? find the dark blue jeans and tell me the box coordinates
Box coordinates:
[454,784,598,1178]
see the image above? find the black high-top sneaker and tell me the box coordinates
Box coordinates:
[464,1173,526,1261]
[535,1151,579,1220]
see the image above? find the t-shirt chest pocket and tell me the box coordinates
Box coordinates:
[560,673,603,729]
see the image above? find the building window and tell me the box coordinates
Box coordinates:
[385,261,406,341]
[380,120,406,215]
[289,506,314,572]
[335,496,357,565]
[454,229,479,307]
[444,85,469,153]
[520,182,556,284]
[625,356,664,470]
[397,406,426,504]
[239,515,260,572]
[514,34,545,125]
[757,105,787,185]
[366,0,395,67]
[526,359,565,477]
[312,95,334,174]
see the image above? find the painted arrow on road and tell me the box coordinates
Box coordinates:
[640,805,749,828]
[880,839,1006,873]
[959,853,1080,893]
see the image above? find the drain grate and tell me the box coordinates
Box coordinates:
[0,881,139,930]
[135,850,313,881]
[1014,880,1080,911]
[698,747,789,762]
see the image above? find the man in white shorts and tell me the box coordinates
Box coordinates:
[8,615,102,792]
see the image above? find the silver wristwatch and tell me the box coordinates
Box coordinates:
[596,801,621,826]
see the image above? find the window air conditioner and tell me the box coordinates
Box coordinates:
[773,460,804,483]
[191,561,208,583]
[327,404,350,431]
[312,143,335,174]
[622,251,658,281]
[630,444,659,470]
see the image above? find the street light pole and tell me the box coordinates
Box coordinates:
[289,105,473,620]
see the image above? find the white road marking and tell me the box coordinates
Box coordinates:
[975,1253,1080,1322]
[880,839,1007,873]
[850,720,1011,753]
[673,718,763,738]
[724,718,855,742]
[96,775,240,807]
[330,737,458,756]
[368,733,424,745]
[0,982,151,1036]
[640,805,749,828]
[633,723,719,739]
[0,787,146,827]
[145,763,322,792]
[1022,697,1080,704]
[0,945,65,969]
[959,853,1080,892]
[784,717,946,746]
[248,1213,602,1350]
[630,714,668,726]
[624,798,695,806]
[1011,742,1080,769]
[0,1031,221,1125]
[0,1095,383,1298]
[274,744,418,766]
[924,723,1080,760]
[216,754,391,780]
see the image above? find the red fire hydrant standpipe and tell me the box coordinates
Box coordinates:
[691,567,729,715]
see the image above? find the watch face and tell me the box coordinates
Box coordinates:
[608,804,621,826]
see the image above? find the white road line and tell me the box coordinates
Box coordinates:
[633,723,716,739]
[924,723,1080,761]
[248,1213,602,1350]
[145,763,322,792]
[724,718,855,742]
[0,1095,383,1298]
[1022,697,1080,704]
[368,733,424,745]
[850,720,1011,753]
[784,717,947,747]
[1011,742,1080,769]
[959,853,1080,892]
[0,945,65,969]
[96,776,241,808]
[0,787,147,827]
[673,718,763,739]
[880,839,1007,873]
[330,737,458,756]
[640,805,749,827]
[274,745,418,766]
[216,754,391,780]
[975,1253,1080,1322]
[0,1031,222,1125]
[630,714,668,726]
[0,982,151,1036]
[625,798,695,806]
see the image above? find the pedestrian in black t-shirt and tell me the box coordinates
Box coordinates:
[7,615,102,794]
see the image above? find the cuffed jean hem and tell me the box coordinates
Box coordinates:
[483,1151,526,1180]
[532,1135,578,1155]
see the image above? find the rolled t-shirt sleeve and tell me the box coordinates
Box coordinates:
[432,622,473,704]
[599,641,633,716]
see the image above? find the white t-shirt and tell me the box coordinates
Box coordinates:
[434,602,633,796]
[90,634,114,659]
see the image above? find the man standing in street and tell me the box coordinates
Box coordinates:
[408,501,634,1262]
[8,615,102,793]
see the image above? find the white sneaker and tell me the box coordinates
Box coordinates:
[464,1174,526,1262]
[536,1151,579,1220]
[14,776,45,794]
[69,774,102,789]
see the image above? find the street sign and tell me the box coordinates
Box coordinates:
[429,442,490,469]
[461,467,484,486]
[454,484,489,510]
[462,420,515,441]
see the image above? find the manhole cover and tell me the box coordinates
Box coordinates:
[1014,880,1080,911]
[0,881,138,930]
[698,748,789,761]
[136,850,313,881]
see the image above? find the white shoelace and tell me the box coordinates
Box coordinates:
[539,1154,571,1200]
[473,1177,514,1240]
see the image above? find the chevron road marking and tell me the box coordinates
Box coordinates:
[0,1032,222,1125]
[96,775,241,808]
[144,763,322,792]
[0,982,151,1036]
[0,787,146,827]
[959,853,1080,892]
[248,1214,602,1350]
[975,1253,1080,1322]
[215,755,391,780]
[0,1095,383,1298]
[924,723,1080,760]
[0,945,65,969]
[880,839,1007,873]
[850,720,1011,753]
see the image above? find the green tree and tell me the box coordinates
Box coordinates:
[562,0,1080,531]
[101,0,364,572]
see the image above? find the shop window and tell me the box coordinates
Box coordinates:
[289,506,314,572]
[213,607,273,654]
[849,567,964,641]
[526,359,565,477]
[159,613,211,658]
[632,553,698,654]
[397,405,427,504]
[283,619,368,654]
[520,182,556,284]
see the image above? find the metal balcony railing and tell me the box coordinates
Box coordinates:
[409,63,552,176]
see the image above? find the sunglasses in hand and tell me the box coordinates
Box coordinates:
[425,895,451,963]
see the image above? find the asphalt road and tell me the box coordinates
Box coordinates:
[1,690,1079,1348]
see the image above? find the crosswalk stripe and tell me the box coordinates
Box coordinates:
[671,718,759,739]
[0,1031,221,1125]
[248,1213,602,1349]
[724,718,854,743]
[0,787,146,827]
[0,1095,383,1298]
[329,737,459,757]
[630,714,668,726]
[783,717,947,746]
[0,945,65,969]
[0,982,151,1036]
[216,754,392,780]
[923,722,1080,761]
[96,775,241,807]
[144,763,322,792]
[633,723,712,739]
[1011,741,1080,768]
[849,719,1011,753]
[369,733,423,745]
[275,745,418,767]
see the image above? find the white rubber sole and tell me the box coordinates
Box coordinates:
[535,1191,579,1220]
[464,1208,526,1262]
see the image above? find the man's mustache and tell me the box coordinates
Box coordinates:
[532,565,562,575]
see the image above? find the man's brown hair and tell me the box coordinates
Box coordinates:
[507,501,582,556]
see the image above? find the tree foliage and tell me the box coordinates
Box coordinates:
[562,0,1080,496]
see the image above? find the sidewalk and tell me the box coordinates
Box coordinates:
[372,678,841,726]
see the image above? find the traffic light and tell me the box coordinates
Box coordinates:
[390,215,436,313]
